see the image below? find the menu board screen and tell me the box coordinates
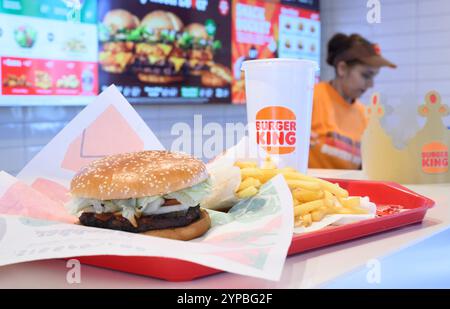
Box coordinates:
[281,0,320,11]
[98,0,232,103]
[0,0,98,106]
[277,5,320,63]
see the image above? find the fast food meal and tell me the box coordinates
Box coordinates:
[133,10,187,84]
[56,74,80,89]
[34,71,52,89]
[65,151,212,240]
[201,63,232,87]
[98,9,140,73]
[2,74,32,87]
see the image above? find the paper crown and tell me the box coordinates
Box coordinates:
[361,90,450,184]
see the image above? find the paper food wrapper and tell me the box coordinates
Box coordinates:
[0,85,294,281]
[201,136,257,210]
[202,137,377,233]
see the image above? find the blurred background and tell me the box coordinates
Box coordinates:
[1,0,449,175]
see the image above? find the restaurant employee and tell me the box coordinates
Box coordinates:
[309,33,397,169]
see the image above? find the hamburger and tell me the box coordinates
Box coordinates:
[98,9,140,73]
[201,63,232,87]
[182,23,216,76]
[65,151,212,241]
[132,11,187,84]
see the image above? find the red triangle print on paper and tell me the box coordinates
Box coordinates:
[61,105,144,172]
[31,177,71,205]
[0,181,76,223]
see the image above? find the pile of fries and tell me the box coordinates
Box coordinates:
[234,158,369,227]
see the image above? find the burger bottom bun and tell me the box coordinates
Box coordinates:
[201,71,229,87]
[137,73,184,84]
[141,210,211,241]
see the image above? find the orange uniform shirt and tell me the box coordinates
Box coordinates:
[308,82,368,170]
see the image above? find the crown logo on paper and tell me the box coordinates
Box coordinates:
[362,90,450,184]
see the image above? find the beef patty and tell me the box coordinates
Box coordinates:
[79,206,201,233]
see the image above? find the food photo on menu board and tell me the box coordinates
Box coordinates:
[0,0,98,105]
[98,0,233,103]
[231,0,320,104]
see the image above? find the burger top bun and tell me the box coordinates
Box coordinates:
[141,10,184,32]
[184,23,209,40]
[71,151,208,200]
[103,9,140,33]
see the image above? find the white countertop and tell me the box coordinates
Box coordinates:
[1,169,449,288]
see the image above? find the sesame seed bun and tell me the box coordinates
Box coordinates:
[140,10,184,32]
[70,151,209,200]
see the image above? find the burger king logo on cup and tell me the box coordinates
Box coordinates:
[255,106,296,155]
[421,142,448,174]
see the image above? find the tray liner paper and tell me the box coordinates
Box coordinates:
[0,85,293,281]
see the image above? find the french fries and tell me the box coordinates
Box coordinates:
[236,186,259,198]
[234,157,369,228]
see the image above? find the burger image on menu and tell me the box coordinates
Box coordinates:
[132,10,187,84]
[98,9,140,73]
[65,151,212,241]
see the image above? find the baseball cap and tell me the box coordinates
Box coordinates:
[334,41,397,69]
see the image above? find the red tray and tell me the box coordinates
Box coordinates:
[76,179,435,281]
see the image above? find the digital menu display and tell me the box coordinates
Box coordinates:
[0,0,319,106]
[231,0,320,104]
[0,0,98,106]
[281,0,320,11]
[98,0,232,103]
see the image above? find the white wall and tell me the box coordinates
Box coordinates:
[320,0,450,138]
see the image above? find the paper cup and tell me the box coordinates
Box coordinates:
[242,58,317,173]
